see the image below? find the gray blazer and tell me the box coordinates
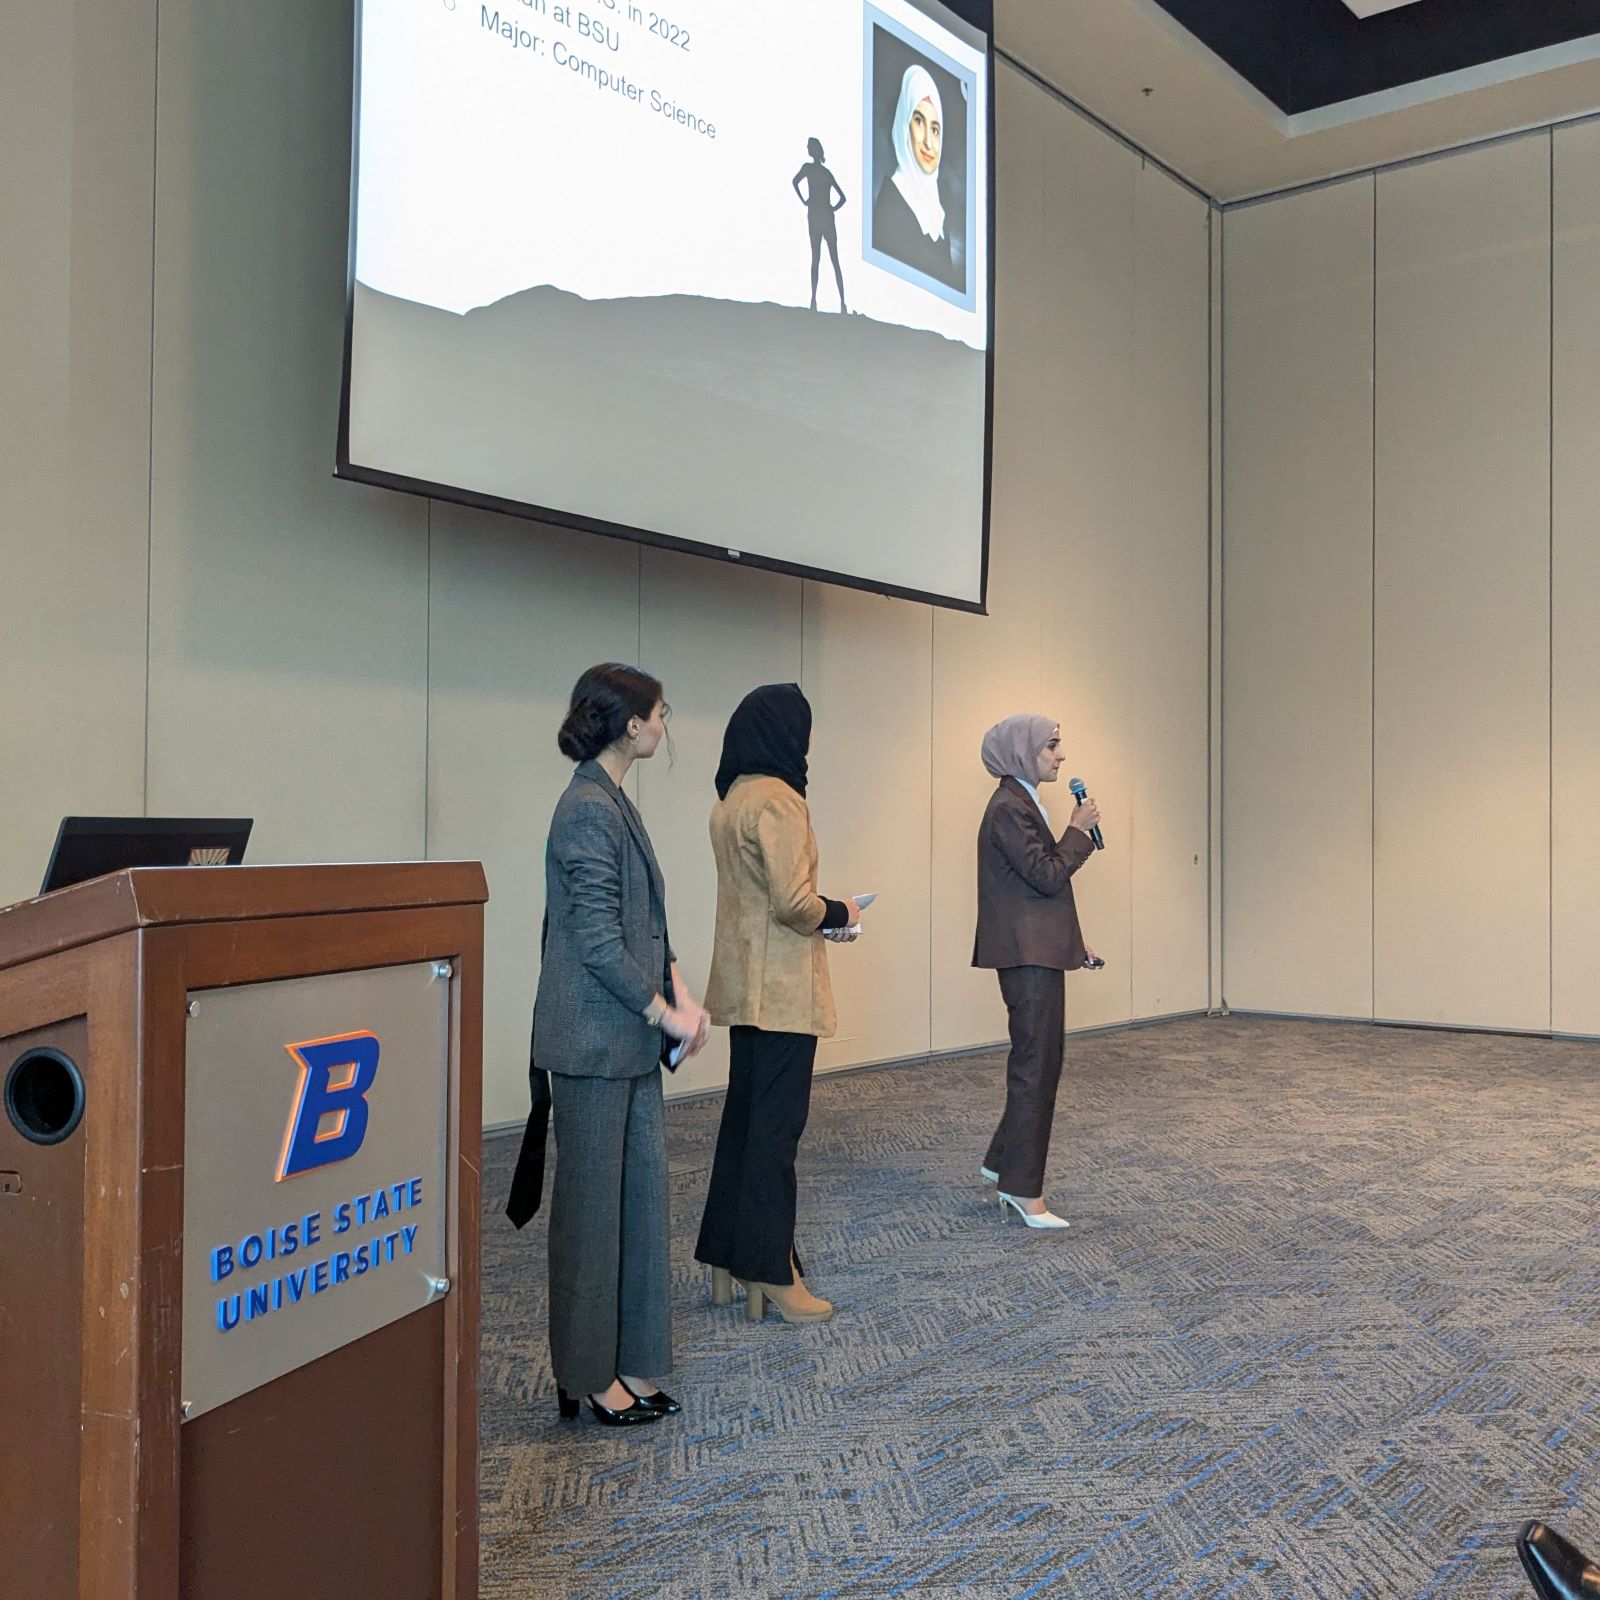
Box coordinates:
[533,760,676,1079]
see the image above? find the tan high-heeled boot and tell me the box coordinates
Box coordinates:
[736,1275,833,1324]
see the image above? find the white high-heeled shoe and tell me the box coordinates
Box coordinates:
[997,1191,1070,1229]
[980,1165,998,1185]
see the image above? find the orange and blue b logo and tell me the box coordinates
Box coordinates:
[277,1031,380,1181]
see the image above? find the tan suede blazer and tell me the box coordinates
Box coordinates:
[704,775,837,1038]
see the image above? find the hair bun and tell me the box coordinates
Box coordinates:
[558,699,611,762]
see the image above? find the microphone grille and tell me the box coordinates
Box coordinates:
[1068,777,1087,797]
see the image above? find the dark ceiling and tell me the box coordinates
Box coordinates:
[1148,0,1600,115]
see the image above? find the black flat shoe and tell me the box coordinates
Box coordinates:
[557,1387,664,1426]
[622,1381,680,1415]
[1518,1521,1600,1599]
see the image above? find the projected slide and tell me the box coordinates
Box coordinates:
[341,0,992,609]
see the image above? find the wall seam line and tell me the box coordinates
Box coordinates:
[1220,109,1600,212]
[1129,164,1138,1024]
[1209,200,1222,1004]
[996,47,1214,206]
[142,0,161,815]
[1202,205,1210,1012]
[634,543,644,809]
[1203,206,1216,1004]
[1548,126,1556,1034]
[927,604,935,1058]
[1204,203,1213,1014]
[1369,172,1378,1023]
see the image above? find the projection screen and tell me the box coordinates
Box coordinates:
[339,0,994,611]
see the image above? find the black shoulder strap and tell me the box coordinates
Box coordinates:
[506,907,553,1229]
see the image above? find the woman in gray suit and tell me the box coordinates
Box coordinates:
[535,662,710,1426]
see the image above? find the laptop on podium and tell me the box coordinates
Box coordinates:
[40,817,253,896]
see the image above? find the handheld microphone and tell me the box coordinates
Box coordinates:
[1068,777,1105,850]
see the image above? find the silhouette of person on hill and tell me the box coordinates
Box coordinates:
[793,137,847,313]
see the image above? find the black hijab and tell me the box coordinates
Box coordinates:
[714,683,812,800]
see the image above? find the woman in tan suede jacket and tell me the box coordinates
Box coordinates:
[695,684,861,1324]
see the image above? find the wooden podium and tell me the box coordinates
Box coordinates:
[0,863,487,1600]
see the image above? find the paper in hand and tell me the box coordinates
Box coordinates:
[843,891,878,937]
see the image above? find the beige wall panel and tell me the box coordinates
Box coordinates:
[426,510,641,1127]
[1374,136,1550,1030]
[1128,167,1211,1020]
[636,550,803,1097]
[1037,105,1137,1034]
[0,5,154,906]
[1221,178,1375,1017]
[930,65,1046,1054]
[1553,122,1600,1037]
[802,585,934,1074]
[145,1,430,870]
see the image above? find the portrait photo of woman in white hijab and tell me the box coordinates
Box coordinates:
[869,39,970,296]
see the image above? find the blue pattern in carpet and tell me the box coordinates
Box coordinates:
[477,1016,1600,1597]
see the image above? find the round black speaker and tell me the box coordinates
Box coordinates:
[4,1048,85,1146]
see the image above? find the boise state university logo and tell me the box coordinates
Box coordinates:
[277,1030,381,1180]
[207,1024,429,1337]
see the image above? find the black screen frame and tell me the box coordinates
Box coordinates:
[334,0,995,616]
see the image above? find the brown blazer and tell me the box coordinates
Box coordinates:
[704,775,837,1037]
[972,777,1096,971]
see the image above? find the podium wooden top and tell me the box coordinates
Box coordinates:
[0,862,489,974]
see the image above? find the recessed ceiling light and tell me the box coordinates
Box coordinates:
[1341,0,1424,16]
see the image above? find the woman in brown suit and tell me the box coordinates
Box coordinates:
[695,684,860,1323]
[972,714,1101,1229]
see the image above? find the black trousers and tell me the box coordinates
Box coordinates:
[695,1026,817,1286]
[983,965,1066,1198]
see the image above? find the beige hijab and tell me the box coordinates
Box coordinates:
[980,714,1058,785]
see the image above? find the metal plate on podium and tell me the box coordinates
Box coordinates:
[180,961,450,1421]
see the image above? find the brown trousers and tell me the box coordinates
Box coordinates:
[983,965,1065,1197]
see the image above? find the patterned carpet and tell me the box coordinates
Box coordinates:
[478,1016,1600,1599]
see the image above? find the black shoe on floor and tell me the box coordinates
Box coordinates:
[621,1381,681,1415]
[1518,1521,1600,1599]
[557,1386,665,1426]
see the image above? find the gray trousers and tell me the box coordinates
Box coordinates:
[547,1070,672,1396]
[983,965,1066,1197]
